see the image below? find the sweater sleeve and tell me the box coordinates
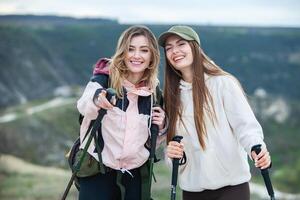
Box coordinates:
[221,76,266,157]
[77,74,109,119]
[77,81,103,120]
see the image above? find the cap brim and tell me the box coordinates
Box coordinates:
[158,31,195,47]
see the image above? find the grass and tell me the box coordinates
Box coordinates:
[0,154,78,200]
[0,154,179,200]
[0,154,270,200]
[152,162,182,200]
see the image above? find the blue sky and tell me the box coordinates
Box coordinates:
[0,0,300,27]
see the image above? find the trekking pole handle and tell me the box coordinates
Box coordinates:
[252,144,269,171]
[97,88,117,117]
[171,135,183,180]
[172,135,183,143]
[106,88,117,104]
[252,144,262,155]
[172,135,183,164]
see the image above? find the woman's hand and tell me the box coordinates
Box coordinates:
[167,141,184,159]
[94,90,115,109]
[251,147,272,169]
[151,106,166,131]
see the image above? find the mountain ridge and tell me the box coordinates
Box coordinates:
[1,15,300,108]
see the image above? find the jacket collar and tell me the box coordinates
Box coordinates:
[123,79,153,96]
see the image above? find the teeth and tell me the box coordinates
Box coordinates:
[174,56,184,62]
[131,61,142,64]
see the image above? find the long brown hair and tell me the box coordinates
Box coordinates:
[109,25,160,97]
[164,41,227,149]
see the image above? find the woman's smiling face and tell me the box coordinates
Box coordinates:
[165,35,193,73]
[124,35,151,78]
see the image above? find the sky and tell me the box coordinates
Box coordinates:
[0,0,300,27]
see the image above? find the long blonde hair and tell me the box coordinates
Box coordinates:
[164,41,228,149]
[109,25,160,97]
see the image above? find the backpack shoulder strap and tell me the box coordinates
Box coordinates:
[90,74,110,88]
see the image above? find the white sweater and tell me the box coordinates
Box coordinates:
[176,75,265,192]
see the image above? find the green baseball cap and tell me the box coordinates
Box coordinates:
[158,25,200,47]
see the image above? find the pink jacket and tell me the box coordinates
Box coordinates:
[77,59,166,171]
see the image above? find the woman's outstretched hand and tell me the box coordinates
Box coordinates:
[95,90,115,109]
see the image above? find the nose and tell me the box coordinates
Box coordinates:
[171,46,180,54]
[133,50,141,58]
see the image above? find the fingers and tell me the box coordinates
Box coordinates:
[167,141,184,159]
[110,96,117,106]
[151,106,165,130]
[251,148,272,169]
[152,106,163,113]
[96,90,114,109]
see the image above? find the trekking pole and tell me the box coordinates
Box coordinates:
[170,135,183,200]
[61,88,116,200]
[148,115,159,198]
[252,144,276,200]
[61,110,106,200]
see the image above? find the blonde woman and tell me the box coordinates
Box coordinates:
[159,26,271,200]
[77,25,166,200]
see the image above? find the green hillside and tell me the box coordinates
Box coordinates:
[1,15,300,108]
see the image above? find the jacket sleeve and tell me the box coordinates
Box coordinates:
[77,74,109,120]
[221,76,266,157]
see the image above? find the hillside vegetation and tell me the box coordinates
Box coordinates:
[1,15,300,107]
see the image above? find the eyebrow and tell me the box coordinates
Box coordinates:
[165,39,185,47]
[129,45,150,48]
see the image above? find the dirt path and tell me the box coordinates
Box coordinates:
[0,97,75,123]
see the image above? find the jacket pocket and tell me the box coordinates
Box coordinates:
[179,143,230,190]
[198,147,229,188]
